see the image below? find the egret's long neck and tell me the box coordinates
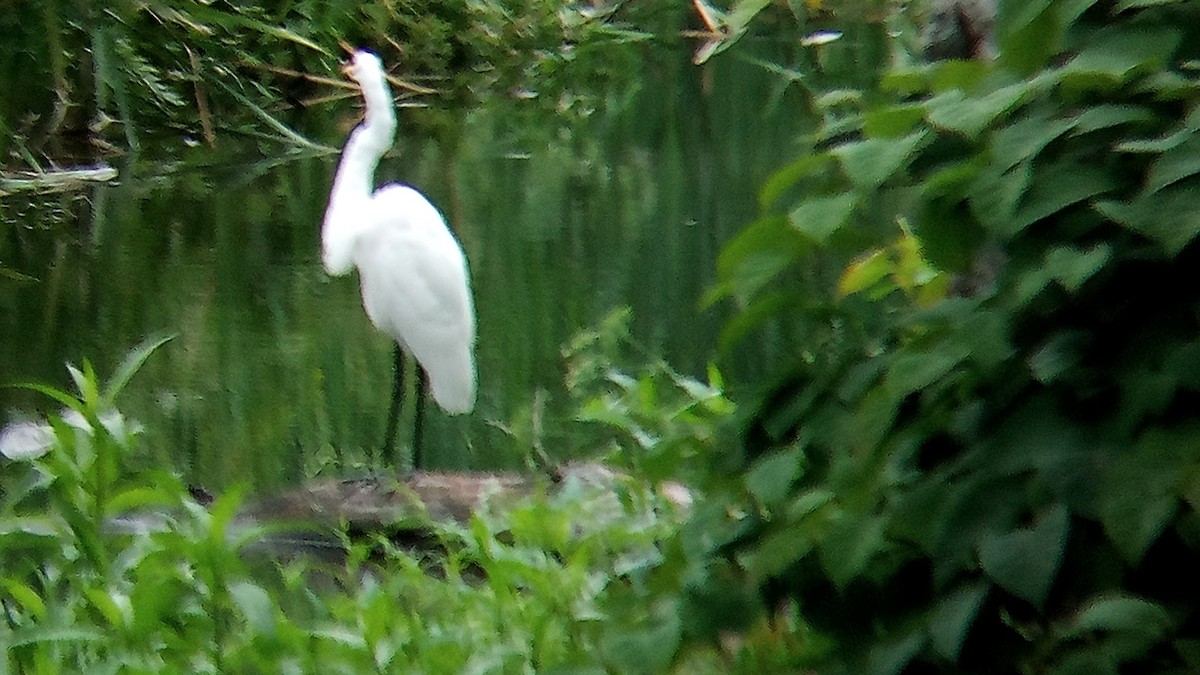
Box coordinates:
[322,74,396,274]
[330,77,396,200]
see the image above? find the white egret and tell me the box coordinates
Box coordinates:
[322,49,476,469]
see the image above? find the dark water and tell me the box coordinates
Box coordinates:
[0,53,813,489]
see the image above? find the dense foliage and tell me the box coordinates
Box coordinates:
[0,0,669,164]
[701,0,1200,672]
[0,323,731,672]
[12,0,1200,671]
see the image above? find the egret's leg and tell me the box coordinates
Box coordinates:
[381,344,405,467]
[412,368,428,471]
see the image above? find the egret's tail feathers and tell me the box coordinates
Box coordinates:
[429,370,475,415]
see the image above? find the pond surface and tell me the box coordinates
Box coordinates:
[1,53,812,489]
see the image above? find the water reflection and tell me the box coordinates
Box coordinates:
[0,56,809,489]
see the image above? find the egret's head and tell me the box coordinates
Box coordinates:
[342,50,386,87]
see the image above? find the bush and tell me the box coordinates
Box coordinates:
[702,1,1200,672]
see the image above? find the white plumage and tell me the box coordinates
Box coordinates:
[322,50,476,416]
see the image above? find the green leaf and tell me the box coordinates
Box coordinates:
[1116,127,1194,154]
[788,193,859,242]
[886,344,971,397]
[1116,0,1188,9]
[832,131,927,189]
[926,81,1033,138]
[929,582,988,660]
[1059,27,1181,88]
[818,511,888,589]
[104,334,174,404]
[739,523,816,581]
[2,578,47,619]
[1071,105,1157,135]
[990,110,1078,173]
[1146,133,1200,194]
[758,154,835,209]
[712,215,806,302]
[978,504,1069,607]
[230,581,276,636]
[1063,593,1172,642]
[170,4,329,54]
[7,626,106,647]
[600,601,682,674]
[838,249,892,297]
[1008,161,1115,235]
[1028,332,1086,384]
[866,630,925,675]
[745,447,802,505]
[863,104,926,138]
[85,588,129,628]
[1099,428,1187,563]
[1096,182,1200,256]
[716,290,805,351]
[1042,244,1113,293]
[969,163,1032,234]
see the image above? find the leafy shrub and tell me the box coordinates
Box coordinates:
[0,329,709,672]
[702,1,1200,672]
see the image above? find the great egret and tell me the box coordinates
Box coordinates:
[322,49,476,469]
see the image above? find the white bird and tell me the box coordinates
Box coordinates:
[322,49,476,469]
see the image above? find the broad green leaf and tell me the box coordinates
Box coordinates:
[929,582,988,660]
[230,580,276,636]
[1099,428,1187,563]
[788,193,859,242]
[838,249,892,297]
[1028,332,1086,384]
[1059,27,1181,89]
[1042,244,1112,293]
[1096,182,1200,256]
[818,510,888,589]
[978,504,1069,607]
[711,214,805,302]
[1071,105,1157,135]
[997,0,1063,75]
[866,630,925,675]
[929,60,988,93]
[864,104,926,138]
[926,81,1032,138]
[1063,594,1172,640]
[716,290,805,352]
[833,131,927,189]
[958,310,1013,371]
[1008,161,1116,234]
[1116,127,1193,154]
[739,523,815,581]
[969,163,1031,234]
[886,344,971,397]
[745,447,802,505]
[600,601,681,674]
[758,154,834,209]
[1146,133,1200,194]
[990,110,1078,173]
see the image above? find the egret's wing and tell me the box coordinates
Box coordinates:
[354,185,476,413]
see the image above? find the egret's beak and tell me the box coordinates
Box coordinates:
[340,63,355,79]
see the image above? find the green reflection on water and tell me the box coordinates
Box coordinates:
[0,54,810,490]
